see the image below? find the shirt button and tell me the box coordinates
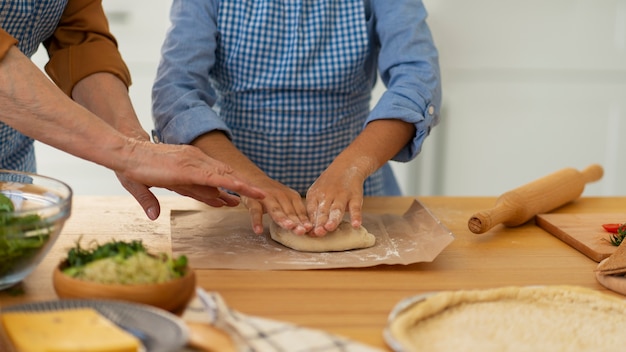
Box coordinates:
[427,105,435,115]
[151,130,161,143]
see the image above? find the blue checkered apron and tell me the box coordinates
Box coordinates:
[213,0,384,195]
[0,0,68,172]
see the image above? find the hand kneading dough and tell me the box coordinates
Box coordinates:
[269,220,376,252]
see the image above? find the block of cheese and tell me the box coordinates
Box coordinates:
[1,308,141,352]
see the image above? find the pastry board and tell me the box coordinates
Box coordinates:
[535,213,626,262]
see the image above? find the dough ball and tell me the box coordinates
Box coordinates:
[269,220,376,252]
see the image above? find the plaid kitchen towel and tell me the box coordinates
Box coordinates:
[183,288,382,352]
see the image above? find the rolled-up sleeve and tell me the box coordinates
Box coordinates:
[368,0,442,162]
[42,0,131,96]
[0,28,18,62]
[152,0,229,145]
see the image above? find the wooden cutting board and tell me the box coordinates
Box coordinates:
[536,213,626,262]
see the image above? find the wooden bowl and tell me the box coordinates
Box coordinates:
[52,261,196,315]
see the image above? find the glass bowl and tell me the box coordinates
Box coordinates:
[0,170,72,290]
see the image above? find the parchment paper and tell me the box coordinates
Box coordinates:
[170,199,454,270]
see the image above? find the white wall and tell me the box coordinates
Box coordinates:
[34,0,626,197]
[399,0,626,196]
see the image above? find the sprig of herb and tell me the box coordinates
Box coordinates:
[170,254,188,276]
[607,224,626,247]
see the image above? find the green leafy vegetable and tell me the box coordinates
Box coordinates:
[0,193,14,213]
[0,193,49,276]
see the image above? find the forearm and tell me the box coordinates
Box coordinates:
[191,131,267,183]
[330,119,415,178]
[72,72,149,141]
[0,46,130,171]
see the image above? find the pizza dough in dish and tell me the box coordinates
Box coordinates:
[386,285,626,352]
[269,220,376,252]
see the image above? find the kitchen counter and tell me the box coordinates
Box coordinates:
[1,195,624,350]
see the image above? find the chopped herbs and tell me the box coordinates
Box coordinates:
[63,238,188,283]
[65,239,147,269]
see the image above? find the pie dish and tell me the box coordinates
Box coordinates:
[385,285,626,352]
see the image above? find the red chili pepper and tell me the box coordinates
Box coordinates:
[602,223,625,234]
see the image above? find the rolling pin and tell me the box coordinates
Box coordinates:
[468,164,604,234]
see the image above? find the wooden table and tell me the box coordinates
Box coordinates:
[1,195,624,350]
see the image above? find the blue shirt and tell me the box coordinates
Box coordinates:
[153,0,441,196]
